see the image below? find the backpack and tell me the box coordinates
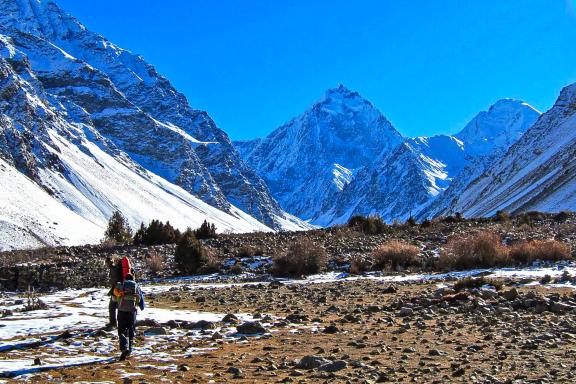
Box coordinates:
[121,256,131,281]
[116,280,140,312]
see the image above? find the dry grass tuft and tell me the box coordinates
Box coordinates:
[509,240,571,265]
[271,238,327,277]
[437,231,509,270]
[372,240,421,271]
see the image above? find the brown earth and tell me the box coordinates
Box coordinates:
[4,277,576,383]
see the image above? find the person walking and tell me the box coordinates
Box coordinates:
[105,256,121,328]
[114,273,145,360]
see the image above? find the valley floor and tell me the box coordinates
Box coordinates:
[1,265,576,383]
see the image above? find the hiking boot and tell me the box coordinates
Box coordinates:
[119,349,129,361]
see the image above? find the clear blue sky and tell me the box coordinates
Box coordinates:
[57,0,576,140]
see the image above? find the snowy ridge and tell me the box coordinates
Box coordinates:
[438,83,576,217]
[0,0,309,232]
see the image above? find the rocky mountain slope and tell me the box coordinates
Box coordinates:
[238,86,540,225]
[0,33,274,250]
[0,0,308,236]
[435,82,576,217]
[0,0,311,250]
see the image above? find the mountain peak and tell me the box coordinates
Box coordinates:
[489,98,540,114]
[322,84,361,100]
[455,98,541,156]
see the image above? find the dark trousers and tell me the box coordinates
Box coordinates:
[117,310,136,352]
[108,298,117,325]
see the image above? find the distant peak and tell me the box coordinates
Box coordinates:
[324,83,357,97]
[489,98,539,113]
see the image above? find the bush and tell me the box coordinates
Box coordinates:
[174,229,209,274]
[493,210,510,222]
[104,211,132,244]
[437,231,509,270]
[554,211,571,223]
[453,276,503,292]
[271,238,327,277]
[406,216,416,226]
[134,220,181,246]
[236,245,264,258]
[349,256,371,275]
[144,251,165,275]
[420,218,432,228]
[194,220,217,239]
[510,240,572,265]
[372,240,421,271]
[347,215,389,235]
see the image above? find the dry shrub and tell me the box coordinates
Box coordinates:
[236,245,263,258]
[199,248,221,274]
[372,240,420,271]
[144,251,165,275]
[271,238,327,277]
[437,231,509,270]
[510,240,572,265]
[349,256,371,275]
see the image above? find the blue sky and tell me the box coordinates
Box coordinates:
[58,0,576,140]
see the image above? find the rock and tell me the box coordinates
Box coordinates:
[428,349,442,356]
[211,331,223,340]
[398,307,413,317]
[178,363,190,371]
[269,280,284,289]
[137,319,161,327]
[33,357,42,366]
[236,321,267,335]
[165,320,180,329]
[551,302,574,313]
[501,288,519,301]
[323,324,340,334]
[227,366,242,375]
[382,285,397,294]
[222,313,239,323]
[195,320,216,330]
[318,360,347,372]
[145,327,168,336]
[296,355,331,369]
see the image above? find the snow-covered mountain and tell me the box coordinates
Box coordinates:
[0,0,310,250]
[237,86,540,225]
[0,0,309,232]
[431,82,576,217]
[236,85,404,221]
[0,32,275,251]
[319,98,540,225]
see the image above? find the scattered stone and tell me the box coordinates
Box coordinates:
[236,321,267,335]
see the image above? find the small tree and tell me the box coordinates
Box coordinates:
[133,220,181,246]
[104,211,132,244]
[194,220,217,239]
[133,223,146,245]
[174,228,209,274]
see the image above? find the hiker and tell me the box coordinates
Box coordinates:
[105,256,121,328]
[114,273,145,360]
[106,255,133,327]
